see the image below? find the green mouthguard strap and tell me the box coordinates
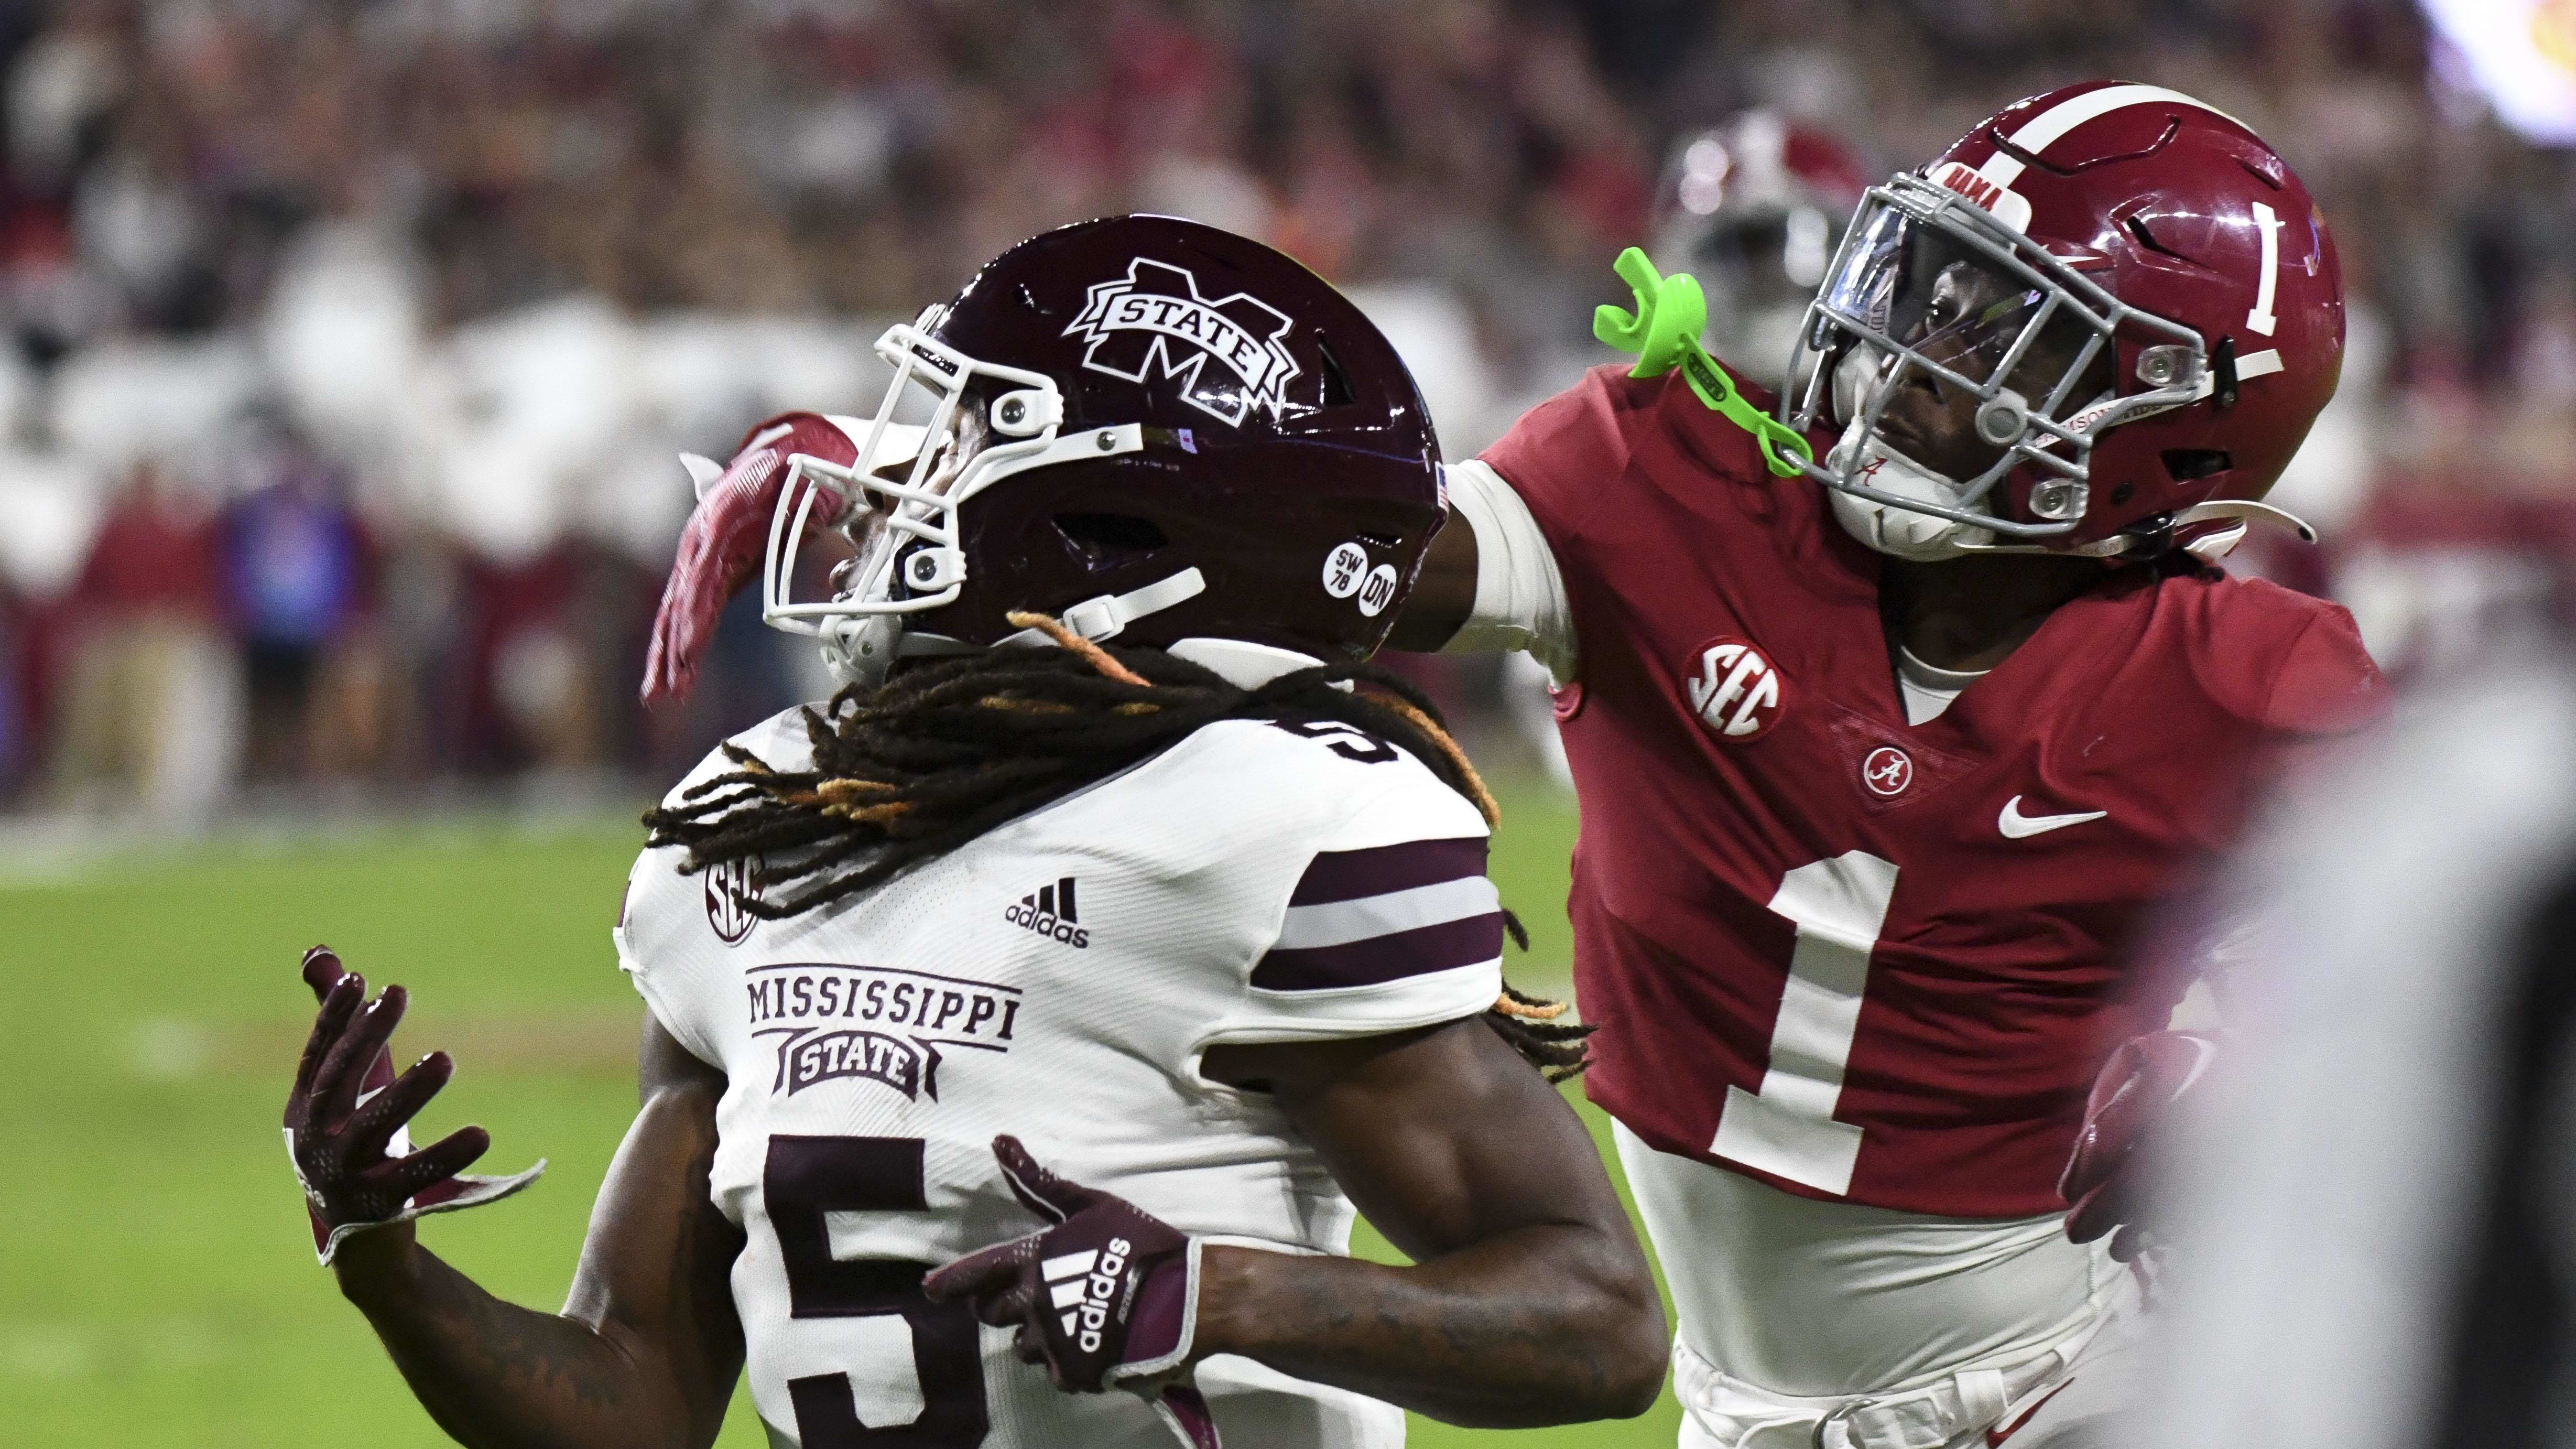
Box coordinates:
[1592,246,1815,478]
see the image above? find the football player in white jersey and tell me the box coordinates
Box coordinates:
[280,216,1667,1449]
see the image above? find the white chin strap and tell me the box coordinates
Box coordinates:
[1823,416,1996,562]
[2168,498,2318,563]
[819,568,1210,690]
[994,568,1208,648]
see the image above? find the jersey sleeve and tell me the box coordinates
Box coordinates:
[2196,581,2390,738]
[1202,751,1506,1047]
[2257,603,2389,736]
[1440,459,1579,683]
[612,705,816,1068]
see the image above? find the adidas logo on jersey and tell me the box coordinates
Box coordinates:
[1041,1237,1133,1352]
[1004,877,1090,948]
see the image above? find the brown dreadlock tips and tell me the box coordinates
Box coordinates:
[979,695,1079,715]
[1492,993,1572,1022]
[1003,610,1153,688]
[1374,695,1501,828]
[815,778,899,806]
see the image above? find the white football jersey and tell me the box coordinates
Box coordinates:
[616,691,1505,1449]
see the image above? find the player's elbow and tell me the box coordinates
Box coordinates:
[1595,1297,1671,1419]
[1561,1237,1670,1420]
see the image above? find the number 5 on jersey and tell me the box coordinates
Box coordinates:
[1710,851,1898,1196]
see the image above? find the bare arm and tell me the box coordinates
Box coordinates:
[1196,1019,1666,1426]
[330,1013,746,1449]
[1385,509,1479,652]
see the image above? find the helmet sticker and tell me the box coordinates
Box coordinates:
[1929,162,2032,234]
[1065,258,1304,426]
[1355,564,1399,618]
[1322,542,1369,599]
[2245,201,2284,336]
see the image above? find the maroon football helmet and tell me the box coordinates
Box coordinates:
[1781,81,2345,561]
[760,215,1442,684]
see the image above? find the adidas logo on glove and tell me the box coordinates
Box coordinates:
[1004,877,1090,949]
[1041,1237,1134,1351]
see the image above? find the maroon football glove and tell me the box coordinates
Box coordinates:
[640,412,861,707]
[925,1136,1216,1449]
[2060,1029,2220,1263]
[283,946,544,1264]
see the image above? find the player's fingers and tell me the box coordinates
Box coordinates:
[2058,1078,2148,1204]
[346,1052,454,1161]
[301,946,350,1001]
[317,985,409,1126]
[289,972,367,1117]
[2063,1175,2136,1246]
[992,1135,1100,1221]
[375,1124,492,1199]
[984,1278,1038,1330]
[641,565,699,707]
[924,1235,1040,1311]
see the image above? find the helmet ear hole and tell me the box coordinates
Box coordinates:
[1055,512,1170,570]
[2162,449,2232,483]
[1317,341,1357,407]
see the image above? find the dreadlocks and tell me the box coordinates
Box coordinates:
[643,611,1593,1080]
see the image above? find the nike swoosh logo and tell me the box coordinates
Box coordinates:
[1998,795,2108,839]
[1986,1380,2075,1446]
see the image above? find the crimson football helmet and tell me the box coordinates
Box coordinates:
[760,215,1442,685]
[1649,111,1867,384]
[1781,81,2345,561]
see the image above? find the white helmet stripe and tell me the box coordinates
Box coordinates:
[1974,84,2253,189]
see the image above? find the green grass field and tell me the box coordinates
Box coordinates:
[0,778,1684,1446]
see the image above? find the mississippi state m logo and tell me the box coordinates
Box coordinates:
[1065,258,1302,426]
[1686,635,1787,742]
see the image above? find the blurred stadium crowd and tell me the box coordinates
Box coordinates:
[0,0,2569,819]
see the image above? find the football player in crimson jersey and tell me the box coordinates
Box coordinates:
[1385,82,2388,1449]
[281,216,1668,1449]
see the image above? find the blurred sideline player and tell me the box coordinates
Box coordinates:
[1389,82,2387,1448]
[278,217,1666,1449]
[1651,110,1870,393]
[2120,657,2576,1449]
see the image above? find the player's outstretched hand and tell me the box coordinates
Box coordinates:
[925,1136,1218,1449]
[641,412,862,707]
[2059,1028,2220,1264]
[283,946,544,1266]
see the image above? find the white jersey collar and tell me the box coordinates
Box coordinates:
[1168,637,1329,690]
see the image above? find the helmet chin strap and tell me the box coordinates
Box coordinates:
[994,568,1208,648]
[1947,498,2318,561]
[824,568,1211,689]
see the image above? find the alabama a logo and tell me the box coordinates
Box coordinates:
[1861,745,1914,797]
[1685,635,1787,742]
[1064,258,1302,426]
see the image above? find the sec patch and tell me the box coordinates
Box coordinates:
[1683,635,1788,742]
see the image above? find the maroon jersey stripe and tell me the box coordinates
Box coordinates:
[1252,912,1504,991]
[1286,836,1487,906]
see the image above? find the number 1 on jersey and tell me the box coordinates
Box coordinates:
[1709,850,1898,1196]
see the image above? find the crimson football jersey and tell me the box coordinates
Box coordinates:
[1482,363,2386,1217]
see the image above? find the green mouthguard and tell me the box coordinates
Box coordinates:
[1592,246,1816,478]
